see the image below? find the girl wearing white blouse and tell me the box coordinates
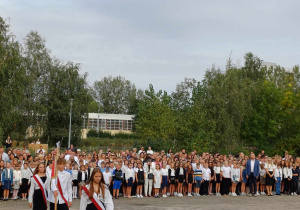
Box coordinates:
[12,164,22,200]
[230,163,240,196]
[221,162,231,196]
[153,164,161,198]
[126,163,135,198]
[265,158,276,196]
[21,162,31,200]
[28,163,49,210]
[80,167,114,210]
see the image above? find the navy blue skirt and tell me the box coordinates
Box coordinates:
[127,177,133,187]
[161,176,168,188]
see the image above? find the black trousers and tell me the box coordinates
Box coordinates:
[222,178,231,195]
[248,172,257,194]
[284,178,291,193]
[50,202,69,210]
[203,180,209,195]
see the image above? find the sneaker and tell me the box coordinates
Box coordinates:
[137,195,140,198]
[178,193,183,197]
[256,192,260,196]
[140,194,143,198]
[167,192,170,196]
[174,192,178,196]
[254,194,257,197]
[229,192,232,196]
[163,195,167,198]
[132,195,137,198]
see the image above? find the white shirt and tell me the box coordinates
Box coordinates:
[126,168,135,180]
[221,166,231,178]
[275,168,283,179]
[231,168,240,181]
[13,170,22,183]
[64,154,71,161]
[147,150,153,155]
[202,168,211,181]
[21,168,31,180]
[214,166,221,174]
[179,168,184,175]
[0,152,9,163]
[103,171,111,185]
[71,170,78,180]
[283,167,292,178]
[250,160,255,173]
[79,184,113,210]
[265,163,275,172]
[28,175,49,203]
[48,170,72,204]
[160,168,168,176]
[170,168,175,176]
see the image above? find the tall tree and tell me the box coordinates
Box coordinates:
[92,76,137,114]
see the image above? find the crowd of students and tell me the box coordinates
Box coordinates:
[0,143,300,209]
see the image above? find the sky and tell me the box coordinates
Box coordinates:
[1,0,299,92]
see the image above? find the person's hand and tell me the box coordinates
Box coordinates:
[54,190,58,197]
[136,179,139,183]
[126,180,128,183]
[68,201,72,208]
[246,175,248,179]
[256,176,258,179]
[194,181,196,184]
[276,180,278,182]
[29,203,32,208]
[20,183,22,186]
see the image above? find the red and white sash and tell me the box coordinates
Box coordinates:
[82,186,106,210]
[57,177,69,208]
[33,175,47,207]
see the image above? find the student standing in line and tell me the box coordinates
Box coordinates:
[259,163,266,195]
[21,162,31,200]
[78,165,87,198]
[291,164,299,195]
[202,163,211,196]
[214,162,221,196]
[153,163,161,198]
[112,163,123,199]
[0,160,5,200]
[135,162,144,198]
[160,163,168,198]
[28,163,49,210]
[186,164,194,197]
[168,163,176,196]
[221,162,231,196]
[1,161,13,201]
[12,164,22,200]
[274,164,282,195]
[231,163,240,196]
[265,158,276,196]
[175,162,186,197]
[126,163,135,199]
[71,164,79,199]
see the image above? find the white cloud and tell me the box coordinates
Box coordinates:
[0,0,299,92]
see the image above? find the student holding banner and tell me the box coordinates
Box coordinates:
[28,163,49,210]
[80,167,114,210]
[48,157,73,210]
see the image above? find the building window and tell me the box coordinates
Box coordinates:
[124,120,133,130]
[88,119,106,130]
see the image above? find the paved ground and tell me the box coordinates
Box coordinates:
[1,195,299,210]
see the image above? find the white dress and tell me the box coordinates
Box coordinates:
[153,169,161,189]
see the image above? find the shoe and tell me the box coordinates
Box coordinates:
[163,195,167,198]
[229,192,232,196]
[174,192,178,196]
[132,195,137,198]
[137,195,140,198]
[140,195,143,198]
[178,193,183,197]
[254,194,257,197]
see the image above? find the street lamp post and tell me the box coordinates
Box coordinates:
[97,101,101,133]
[68,99,74,149]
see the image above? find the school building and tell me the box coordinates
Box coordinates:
[81,113,134,139]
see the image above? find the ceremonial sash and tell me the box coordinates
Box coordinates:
[57,177,69,208]
[33,175,47,207]
[82,186,105,210]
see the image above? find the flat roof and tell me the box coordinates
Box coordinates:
[88,113,134,120]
